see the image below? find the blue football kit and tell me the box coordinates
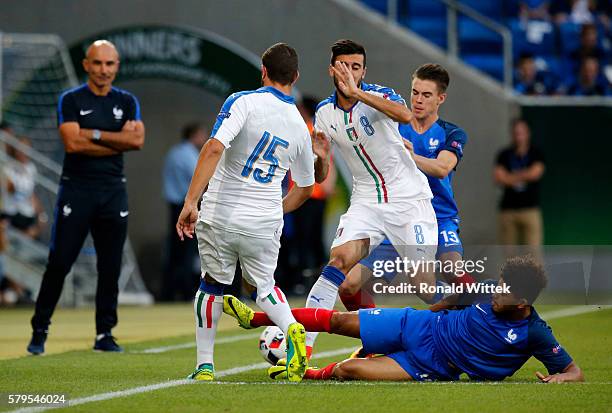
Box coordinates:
[359,119,467,277]
[359,304,573,381]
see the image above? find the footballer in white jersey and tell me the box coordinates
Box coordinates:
[314,81,432,205]
[177,43,313,382]
[201,86,315,239]
[305,40,439,357]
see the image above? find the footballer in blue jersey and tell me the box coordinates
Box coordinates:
[248,256,583,383]
[339,64,472,309]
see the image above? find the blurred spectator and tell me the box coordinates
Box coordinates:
[2,137,46,239]
[494,119,545,247]
[161,122,207,301]
[520,0,552,21]
[550,0,597,24]
[514,53,560,94]
[0,194,33,306]
[569,24,608,68]
[567,56,611,95]
[551,0,608,24]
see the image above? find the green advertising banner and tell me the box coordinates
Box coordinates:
[69,25,261,97]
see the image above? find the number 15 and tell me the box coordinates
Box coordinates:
[242,131,289,184]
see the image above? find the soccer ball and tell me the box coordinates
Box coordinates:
[259,326,286,365]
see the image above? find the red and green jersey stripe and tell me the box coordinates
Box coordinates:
[358,143,388,203]
[344,109,388,203]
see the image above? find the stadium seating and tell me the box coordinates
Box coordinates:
[359,0,612,93]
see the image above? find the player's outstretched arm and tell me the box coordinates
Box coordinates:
[59,122,120,157]
[330,62,412,123]
[283,184,314,213]
[404,140,457,179]
[82,120,145,152]
[536,361,584,383]
[176,138,225,240]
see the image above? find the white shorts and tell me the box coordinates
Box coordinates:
[196,221,281,298]
[332,199,438,261]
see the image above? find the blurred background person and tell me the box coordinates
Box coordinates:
[2,137,46,239]
[569,24,608,70]
[568,56,611,95]
[519,0,553,22]
[494,119,545,248]
[0,179,33,307]
[161,122,207,301]
[514,53,560,95]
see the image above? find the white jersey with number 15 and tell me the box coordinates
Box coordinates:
[200,86,315,238]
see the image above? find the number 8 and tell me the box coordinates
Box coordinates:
[360,115,375,136]
[414,225,425,245]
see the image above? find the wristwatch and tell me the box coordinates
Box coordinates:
[92,129,102,141]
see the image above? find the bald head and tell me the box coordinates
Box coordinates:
[86,40,119,60]
[83,40,120,95]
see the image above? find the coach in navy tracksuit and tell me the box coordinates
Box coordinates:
[28,40,145,354]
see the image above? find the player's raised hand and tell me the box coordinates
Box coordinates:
[331,61,359,99]
[312,130,330,160]
[176,203,198,241]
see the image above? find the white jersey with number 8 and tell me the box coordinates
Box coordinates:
[314,82,432,204]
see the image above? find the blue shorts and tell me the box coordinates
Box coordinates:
[436,218,463,256]
[358,307,459,381]
[359,218,463,281]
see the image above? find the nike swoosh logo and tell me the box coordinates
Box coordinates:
[80,110,93,116]
[119,211,129,217]
[475,303,487,314]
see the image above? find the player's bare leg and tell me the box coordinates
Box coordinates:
[264,310,412,381]
[329,238,370,274]
[339,263,377,310]
[339,264,370,297]
[332,356,413,381]
[393,243,437,304]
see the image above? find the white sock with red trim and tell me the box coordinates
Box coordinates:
[255,286,297,334]
[194,290,223,368]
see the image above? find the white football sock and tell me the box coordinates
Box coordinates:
[256,286,297,334]
[194,290,223,368]
[305,276,340,348]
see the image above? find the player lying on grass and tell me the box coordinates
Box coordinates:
[224,256,584,383]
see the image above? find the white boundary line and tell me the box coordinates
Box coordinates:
[10,347,355,413]
[539,306,608,320]
[132,332,260,354]
[10,305,610,412]
[141,380,612,386]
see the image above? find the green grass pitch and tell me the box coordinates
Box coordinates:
[0,304,611,413]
